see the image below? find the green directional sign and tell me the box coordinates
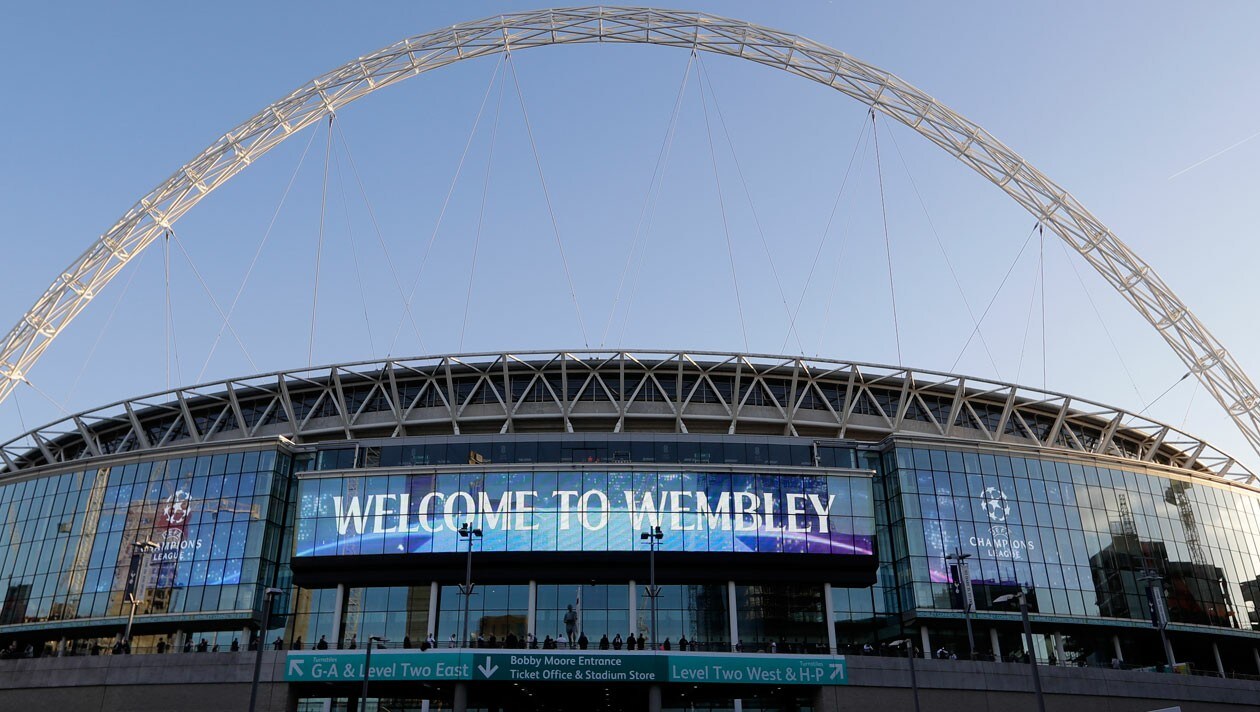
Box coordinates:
[285,650,847,687]
[667,654,845,685]
[285,651,469,682]
[469,651,663,682]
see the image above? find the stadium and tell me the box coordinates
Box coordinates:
[1,7,1259,712]
[0,351,1257,711]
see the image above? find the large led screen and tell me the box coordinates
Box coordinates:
[295,471,874,558]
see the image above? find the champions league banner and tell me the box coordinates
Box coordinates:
[295,472,874,558]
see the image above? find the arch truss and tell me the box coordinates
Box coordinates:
[2,6,1258,472]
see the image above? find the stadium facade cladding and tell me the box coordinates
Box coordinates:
[1,350,1259,711]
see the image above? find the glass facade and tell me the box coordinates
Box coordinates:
[884,446,1260,631]
[1,431,1258,674]
[0,448,289,628]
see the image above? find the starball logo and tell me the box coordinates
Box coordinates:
[162,489,192,526]
[980,487,1010,522]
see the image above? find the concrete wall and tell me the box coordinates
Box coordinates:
[828,656,1260,712]
[1,652,1258,711]
[0,652,290,712]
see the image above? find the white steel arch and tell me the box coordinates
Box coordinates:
[3,6,1259,469]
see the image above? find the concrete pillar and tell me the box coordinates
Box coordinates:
[427,582,439,637]
[1112,634,1124,662]
[174,629,186,652]
[728,581,740,651]
[1212,642,1225,677]
[629,580,638,635]
[453,682,468,712]
[527,580,537,640]
[1053,631,1065,665]
[733,699,744,712]
[332,583,347,648]
[648,684,662,712]
[823,583,837,655]
[989,628,1001,661]
[920,625,930,659]
[57,636,66,657]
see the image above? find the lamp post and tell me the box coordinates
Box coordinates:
[890,639,921,712]
[122,540,158,648]
[247,587,284,712]
[945,548,976,660]
[359,635,389,712]
[994,588,1046,712]
[458,523,483,649]
[640,525,663,650]
[1138,571,1176,670]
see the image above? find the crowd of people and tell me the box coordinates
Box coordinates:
[0,632,1189,676]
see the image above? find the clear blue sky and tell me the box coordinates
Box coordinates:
[1,2,1259,465]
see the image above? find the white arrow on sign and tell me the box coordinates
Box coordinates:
[477,656,499,678]
[288,658,305,676]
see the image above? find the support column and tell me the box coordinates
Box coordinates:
[1253,647,1260,676]
[725,582,740,712]
[989,628,1001,662]
[332,583,347,648]
[629,580,637,636]
[1112,634,1124,663]
[174,630,186,652]
[648,684,662,712]
[823,583,837,655]
[919,625,930,659]
[453,682,468,712]
[1053,631,1065,665]
[57,636,66,657]
[527,580,537,641]
[427,582,439,638]
[1212,642,1225,677]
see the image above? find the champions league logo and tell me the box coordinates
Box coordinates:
[152,489,202,563]
[980,487,1009,522]
[969,488,1035,559]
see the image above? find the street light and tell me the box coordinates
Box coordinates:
[458,523,483,649]
[640,525,663,650]
[1138,571,1176,670]
[994,588,1046,712]
[360,635,389,712]
[945,548,976,660]
[122,540,158,649]
[247,586,284,712]
[889,639,921,712]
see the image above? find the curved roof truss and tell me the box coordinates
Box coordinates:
[1,351,1254,487]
